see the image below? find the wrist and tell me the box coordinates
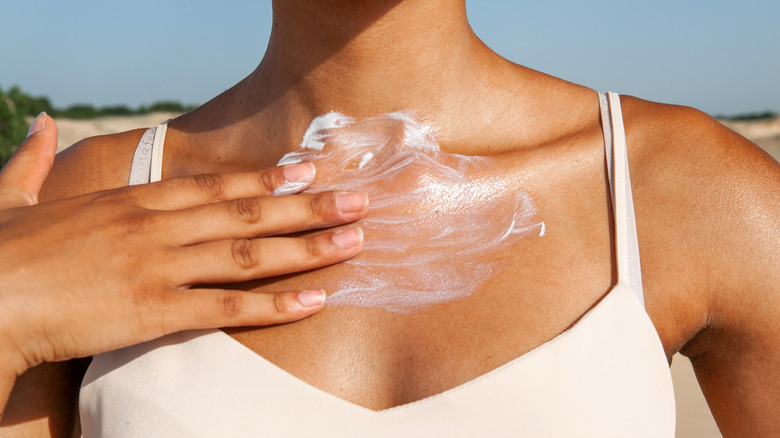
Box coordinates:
[0,329,26,419]
[0,363,16,418]
[0,309,32,379]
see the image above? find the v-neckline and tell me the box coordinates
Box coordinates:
[213,282,635,414]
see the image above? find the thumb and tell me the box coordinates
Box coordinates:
[0,112,59,207]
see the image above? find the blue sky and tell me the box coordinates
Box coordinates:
[1,0,778,116]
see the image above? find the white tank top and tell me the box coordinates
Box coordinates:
[79,93,676,437]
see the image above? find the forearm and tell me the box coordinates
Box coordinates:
[0,315,77,434]
[0,370,14,420]
[0,361,82,437]
[0,319,25,420]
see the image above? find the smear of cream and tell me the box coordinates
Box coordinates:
[272,180,313,197]
[279,111,544,314]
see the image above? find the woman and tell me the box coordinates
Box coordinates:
[6,0,779,436]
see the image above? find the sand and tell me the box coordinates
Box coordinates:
[53,113,780,163]
[54,113,180,153]
[52,113,780,437]
[720,116,780,161]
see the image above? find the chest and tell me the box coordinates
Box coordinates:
[162,126,689,410]
[222,177,617,410]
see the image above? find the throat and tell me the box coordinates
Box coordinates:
[257,0,479,119]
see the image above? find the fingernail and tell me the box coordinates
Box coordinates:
[335,192,368,213]
[297,290,326,308]
[273,163,316,196]
[284,162,315,183]
[26,112,47,138]
[332,227,363,248]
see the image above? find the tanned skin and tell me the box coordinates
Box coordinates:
[3,1,778,436]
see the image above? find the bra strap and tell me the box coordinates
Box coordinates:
[599,92,645,306]
[128,121,168,185]
[150,122,167,183]
[129,128,155,185]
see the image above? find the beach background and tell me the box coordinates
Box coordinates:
[53,112,780,159]
[52,112,780,438]
[2,1,778,435]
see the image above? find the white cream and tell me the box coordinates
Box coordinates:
[279,111,545,314]
[272,180,313,197]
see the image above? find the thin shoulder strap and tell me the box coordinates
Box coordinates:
[129,121,168,185]
[599,92,645,306]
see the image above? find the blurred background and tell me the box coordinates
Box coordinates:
[2,0,778,114]
[1,1,779,435]
[1,1,778,160]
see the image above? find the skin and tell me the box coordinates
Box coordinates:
[0,115,367,428]
[4,0,779,436]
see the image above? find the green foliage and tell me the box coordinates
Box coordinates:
[55,101,196,119]
[0,84,197,166]
[146,101,196,113]
[718,111,778,121]
[0,85,35,167]
[59,103,101,119]
[98,105,135,116]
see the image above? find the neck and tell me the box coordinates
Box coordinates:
[250,0,485,121]
[181,0,558,162]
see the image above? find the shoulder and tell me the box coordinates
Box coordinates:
[621,98,780,434]
[621,95,778,266]
[620,96,780,349]
[622,94,777,168]
[39,127,149,202]
[623,95,778,228]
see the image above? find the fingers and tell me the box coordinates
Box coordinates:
[174,227,364,285]
[162,288,327,331]
[164,190,368,245]
[130,162,317,211]
[0,113,58,207]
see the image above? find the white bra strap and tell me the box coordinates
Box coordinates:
[150,122,167,183]
[599,92,645,306]
[128,121,169,185]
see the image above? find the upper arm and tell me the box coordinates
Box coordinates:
[40,128,145,201]
[691,147,780,436]
[0,130,144,437]
[646,104,780,435]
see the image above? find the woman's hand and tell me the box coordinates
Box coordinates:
[0,114,367,412]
